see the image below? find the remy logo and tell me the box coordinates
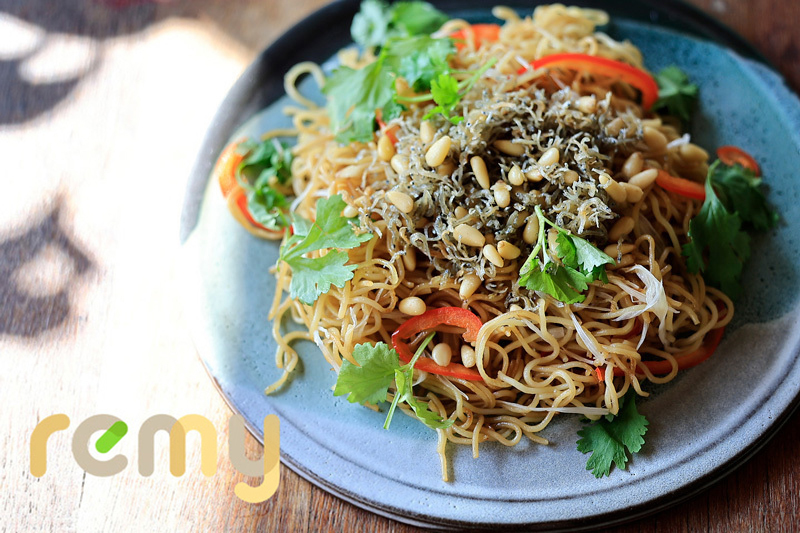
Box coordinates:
[30,414,280,503]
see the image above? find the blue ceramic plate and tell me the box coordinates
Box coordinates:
[180,1,800,529]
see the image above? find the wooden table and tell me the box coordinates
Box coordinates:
[2,1,798,531]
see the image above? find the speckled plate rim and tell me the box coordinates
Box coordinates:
[180,1,800,530]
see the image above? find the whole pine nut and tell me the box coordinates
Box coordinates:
[425,135,451,167]
[454,224,485,247]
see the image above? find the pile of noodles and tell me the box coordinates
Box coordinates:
[260,4,732,479]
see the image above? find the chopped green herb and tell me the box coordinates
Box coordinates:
[280,195,373,304]
[235,139,293,230]
[424,72,463,124]
[576,390,648,478]
[653,65,698,122]
[519,206,614,304]
[333,333,453,430]
[351,0,449,49]
[682,160,777,299]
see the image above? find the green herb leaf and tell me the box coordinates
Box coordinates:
[390,1,449,36]
[576,390,648,478]
[334,342,399,405]
[235,139,293,229]
[351,0,449,49]
[423,72,464,124]
[653,66,698,123]
[280,195,373,304]
[711,163,779,231]
[332,334,453,431]
[519,207,614,303]
[682,162,754,299]
[397,38,455,91]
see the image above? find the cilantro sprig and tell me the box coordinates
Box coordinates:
[279,194,373,305]
[236,139,293,230]
[653,66,698,123]
[519,206,615,304]
[577,390,649,478]
[682,161,777,299]
[351,0,449,50]
[334,333,453,430]
[323,35,456,143]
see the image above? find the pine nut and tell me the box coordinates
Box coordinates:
[622,152,644,179]
[679,143,708,163]
[563,170,578,185]
[526,169,543,182]
[492,182,511,208]
[399,296,426,316]
[390,154,408,174]
[497,240,521,259]
[378,134,395,162]
[523,215,540,244]
[643,126,667,152]
[617,253,635,267]
[420,121,435,144]
[621,182,644,203]
[513,211,529,228]
[432,343,452,366]
[608,216,635,241]
[387,191,414,213]
[576,95,596,114]
[604,243,636,256]
[470,155,491,189]
[459,274,481,299]
[425,135,451,167]
[509,165,525,186]
[342,205,359,218]
[599,174,627,203]
[606,117,625,136]
[454,206,468,218]
[437,160,456,176]
[493,140,525,156]
[628,168,658,189]
[454,224,485,247]
[483,244,505,267]
[461,345,476,368]
[538,146,560,167]
[402,246,417,271]
[644,159,663,170]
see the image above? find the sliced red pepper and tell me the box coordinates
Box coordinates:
[517,53,659,110]
[376,114,398,145]
[655,169,706,200]
[450,23,501,51]
[717,146,760,176]
[392,307,484,381]
[596,326,725,380]
[213,140,283,236]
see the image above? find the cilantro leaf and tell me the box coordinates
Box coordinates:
[711,163,779,231]
[351,0,449,49]
[576,390,648,478]
[653,66,698,122]
[280,195,373,304]
[519,207,614,304]
[390,2,449,36]
[332,335,453,431]
[351,0,393,49]
[235,139,293,229]
[334,342,399,404]
[323,61,396,143]
[682,162,753,299]
[397,39,455,91]
[423,72,463,124]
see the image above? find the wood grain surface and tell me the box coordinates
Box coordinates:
[1,1,798,532]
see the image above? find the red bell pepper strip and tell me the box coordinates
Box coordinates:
[517,53,659,110]
[376,114,398,145]
[450,23,501,51]
[596,326,725,380]
[717,146,760,176]
[655,169,706,200]
[392,307,484,381]
[213,139,283,235]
